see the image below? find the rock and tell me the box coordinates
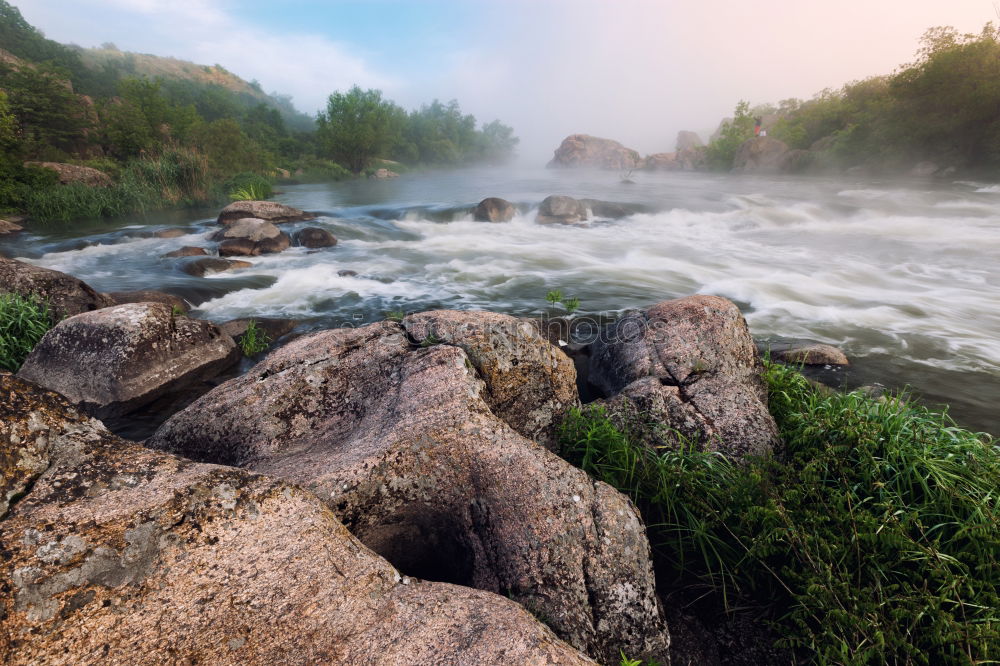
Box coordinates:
[0,216,25,235]
[17,302,238,419]
[211,218,289,256]
[581,199,636,219]
[211,217,280,242]
[645,152,682,171]
[293,227,337,248]
[23,161,113,187]
[105,290,189,313]
[589,295,780,459]
[217,238,257,256]
[161,245,208,258]
[369,168,399,179]
[772,343,849,366]
[181,258,253,277]
[676,130,704,151]
[148,321,671,663]
[473,197,517,222]
[0,375,595,665]
[537,195,588,225]
[216,200,314,226]
[152,227,188,239]
[275,167,291,179]
[337,269,358,277]
[909,161,939,177]
[0,257,114,318]
[403,310,578,448]
[219,317,298,346]
[548,134,644,170]
[731,136,791,173]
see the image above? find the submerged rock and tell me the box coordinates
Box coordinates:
[17,302,238,419]
[181,257,253,277]
[148,320,671,663]
[0,257,114,318]
[590,295,781,458]
[293,227,337,248]
[0,375,593,665]
[548,134,643,170]
[537,195,588,225]
[152,227,189,239]
[161,245,208,258]
[216,200,314,225]
[473,197,517,222]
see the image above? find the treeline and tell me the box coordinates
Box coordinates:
[0,0,517,223]
[708,23,1000,173]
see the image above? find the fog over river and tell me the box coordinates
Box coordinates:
[7,168,999,435]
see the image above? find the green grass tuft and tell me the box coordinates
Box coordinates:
[560,361,999,665]
[0,293,54,371]
[238,319,270,357]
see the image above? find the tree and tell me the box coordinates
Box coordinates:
[706,100,755,170]
[316,86,401,173]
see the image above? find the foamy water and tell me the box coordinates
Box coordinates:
[6,168,999,433]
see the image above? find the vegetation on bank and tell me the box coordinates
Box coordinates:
[560,362,999,665]
[0,1,517,224]
[0,292,53,371]
[707,23,1000,173]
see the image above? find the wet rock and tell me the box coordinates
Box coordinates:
[772,343,849,366]
[105,290,189,313]
[213,218,290,256]
[18,303,238,419]
[161,245,208,258]
[216,200,314,226]
[580,199,636,219]
[0,257,114,318]
[148,321,671,663]
[0,216,25,235]
[403,310,578,448]
[473,197,517,222]
[910,161,939,177]
[337,269,358,277]
[590,295,780,458]
[0,375,594,665]
[369,168,399,179]
[23,161,112,187]
[293,227,337,248]
[537,195,588,225]
[548,134,643,170]
[219,317,298,346]
[181,257,253,277]
[211,217,281,242]
[152,227,188,239]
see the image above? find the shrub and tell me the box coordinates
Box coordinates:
[225,172,273,201]
[560,362,999,665]
[0,292,54,371]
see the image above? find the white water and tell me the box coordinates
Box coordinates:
[6,168,999,433]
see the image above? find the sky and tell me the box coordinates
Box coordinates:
[12,0,999,161]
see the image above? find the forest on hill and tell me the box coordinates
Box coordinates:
[0,0,517,223]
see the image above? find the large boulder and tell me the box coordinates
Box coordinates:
[212,218,291,256]
[676,130,704,151]
[645,152,683,171]
[216,200,314,226]
[0,257,114,318]
[148,320,671,663]
[105,290,189,313]
[293,227,337,248]
[17,302,239,419]
[473,197,517,222]
[403,310,578,448]
[537,195,588,225]
[589,295,780,459]
[548,134,643,170]
[731,136,791,173]
[0,375,594,665]
[23,161,113,187]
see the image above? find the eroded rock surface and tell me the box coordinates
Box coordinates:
[590,295,780,458]
[216,200,314,226]
[0,257,114,318]
[0,375,594,665]
[148,320,671,663]
[17,303,238,419]
[105,290,189,313]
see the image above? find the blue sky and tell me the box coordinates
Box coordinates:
[12,0,998,160]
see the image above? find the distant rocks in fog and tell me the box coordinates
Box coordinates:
[547,134,644,170]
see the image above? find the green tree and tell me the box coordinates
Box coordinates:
[705,100,755,170]
[316,86,402,173]
[0,61,90,157]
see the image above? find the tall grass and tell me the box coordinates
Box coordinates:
[0,293,54,371]
[560,362,999,665]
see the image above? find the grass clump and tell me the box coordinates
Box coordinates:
[0,293,54,371]
[225,172,273,201]
[560,361,999,665]
[238,319,270,356]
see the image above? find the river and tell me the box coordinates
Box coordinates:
[4,167,999,435]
